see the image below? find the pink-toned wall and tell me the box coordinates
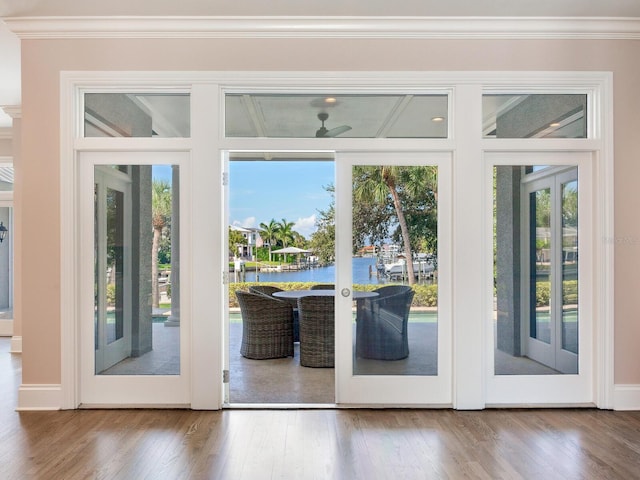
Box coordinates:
[0,138,11,156]
[20,38,640,385]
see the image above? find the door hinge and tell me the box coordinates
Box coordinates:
[223,369,230,383]
[222,171,229,186]
[222,271,229,285]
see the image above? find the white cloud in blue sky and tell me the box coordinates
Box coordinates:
[229,160,334,239]
[294,214,317,238]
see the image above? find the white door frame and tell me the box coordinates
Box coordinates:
[59,70,614,410]
[485,152,595,406]
[335,151,452,406]
[77,151,192,407]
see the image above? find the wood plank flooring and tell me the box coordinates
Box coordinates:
[2,339,640,479]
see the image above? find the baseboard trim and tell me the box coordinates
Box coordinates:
[613,384,640,411]
[10,335,21,353]
[17,384,63,411]
[0,318,13,336]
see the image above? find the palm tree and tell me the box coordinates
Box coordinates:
[353,166,436,285]
[276,218,295,248]
[276,218,296,262]
[259,219,279,262]
[152,180,172,308]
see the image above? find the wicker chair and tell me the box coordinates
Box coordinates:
[248,285,299,342]
[236,290,294,359]
[355,287,415,360]
[309,284,335,290]
[248,285,283,296]
[297,295,335,367]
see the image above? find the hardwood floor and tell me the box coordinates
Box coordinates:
[3,338,640,479]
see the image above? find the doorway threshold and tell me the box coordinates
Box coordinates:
[224,403,337,410]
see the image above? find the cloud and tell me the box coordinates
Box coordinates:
[295,214,317,238]
[241,216,256,228]
[231,216,256,228]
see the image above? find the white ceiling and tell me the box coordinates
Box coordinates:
[1,0,639,128]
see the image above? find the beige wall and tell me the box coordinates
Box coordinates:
[0,138,11,156]
[20,37,640,385]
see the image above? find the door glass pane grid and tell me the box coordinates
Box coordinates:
[352,165,438,376]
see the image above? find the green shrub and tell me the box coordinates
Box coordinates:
[536,282,550,307]
[106,284,116,305]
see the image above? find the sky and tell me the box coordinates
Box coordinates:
[151,161,334,238]
[229,160,334,238]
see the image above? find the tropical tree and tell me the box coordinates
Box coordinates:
[152,180,172,308]
[229,227,247,257]
[292,231,308,249]
[259,219,279,262]
[276,218,295,248]
[352,166,436,285]
[309,185,336,264]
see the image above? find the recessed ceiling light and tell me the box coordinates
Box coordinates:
[324,97,338,104]
[549,122,561,127]
[431,116,445,123]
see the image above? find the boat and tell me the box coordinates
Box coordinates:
[382,257,436,278]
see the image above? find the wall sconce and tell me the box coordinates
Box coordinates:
[0,222,7,243]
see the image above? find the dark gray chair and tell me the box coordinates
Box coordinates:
[297,295,335,367]
[370,285,412,298]
[236,290,294,359]
[309,284,335,290]
[355,287,415,360]
[248,285,299,342]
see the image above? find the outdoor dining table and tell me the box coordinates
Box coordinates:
[273,289,379,300]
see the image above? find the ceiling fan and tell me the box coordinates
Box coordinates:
[315,112,352,138]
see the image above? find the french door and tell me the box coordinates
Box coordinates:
[335,152,452,406]
[93,167,132,373]
[524,167,579,374]
[79,151,190,406]
[487,152,593,406]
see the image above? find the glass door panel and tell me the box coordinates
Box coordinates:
[80,153,189,406]
[488,153,592,406]
[336,152,451,406]
[94,170,131,373]
[351,165,438,377]
[561,179,578,356]
[493,165,579,376]
[530,187,552,346]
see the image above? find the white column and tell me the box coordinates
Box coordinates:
[452,87,486,409]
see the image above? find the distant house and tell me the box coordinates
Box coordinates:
[357,245,377,257]
[230,225,263,260]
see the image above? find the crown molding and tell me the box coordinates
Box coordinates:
[0,106,21,119]
[4,16,640,40]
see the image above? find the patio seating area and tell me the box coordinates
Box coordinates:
[98,285,560,403]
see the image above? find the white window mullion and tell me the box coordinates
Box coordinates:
[452,84,486,409]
